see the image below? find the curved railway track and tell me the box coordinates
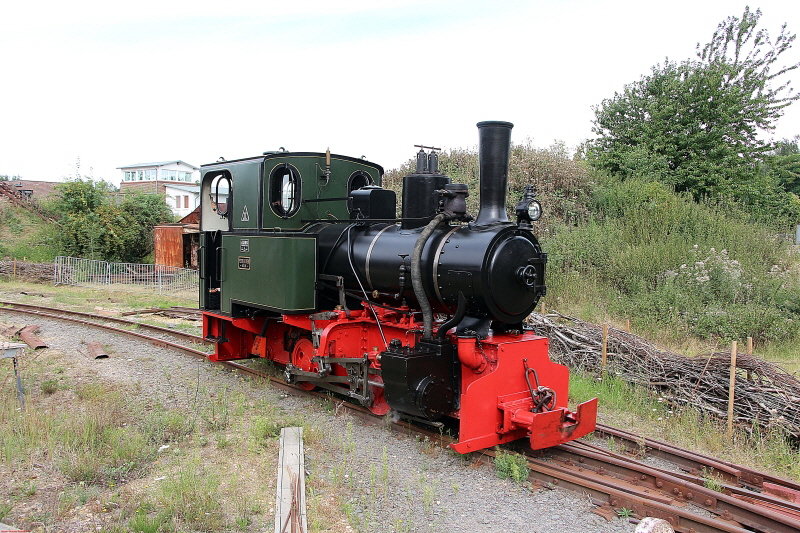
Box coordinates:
[2,300,799,533]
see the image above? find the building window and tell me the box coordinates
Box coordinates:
[148,170,157,180]
[184,196,189,208]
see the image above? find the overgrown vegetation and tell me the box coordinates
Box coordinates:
[545,176,800,343]
[1,172,174,263]
[0,315,328,531]
[0,201,60,261]
[51,178,174,263]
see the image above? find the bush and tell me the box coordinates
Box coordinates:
[544,175,800,342]
[383,141,593,235]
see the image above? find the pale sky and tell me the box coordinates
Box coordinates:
[1,0,799,186]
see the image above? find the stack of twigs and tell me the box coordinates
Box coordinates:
[527,311,800,438]
[0,261,55,283]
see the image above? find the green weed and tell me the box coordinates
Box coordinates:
[702,468,724,492]
[250,415,282,445]
[494,449,529,484]
[616,507,634,519]
[128,509,173,533]
[40,379,59,394]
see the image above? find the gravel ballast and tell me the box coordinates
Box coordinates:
[0,308,637,533]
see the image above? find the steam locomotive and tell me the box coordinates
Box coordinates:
[200,121,596,452]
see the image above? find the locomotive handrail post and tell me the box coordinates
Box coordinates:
[198,245,205,280]
[215,247,223,282]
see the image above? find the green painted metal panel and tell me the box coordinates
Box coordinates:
[230,161,260,230]
[262,155,383,231]
[220,235,317,314]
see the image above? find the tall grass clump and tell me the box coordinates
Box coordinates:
[158,460,224,531]
[0,382,191,485]
[545,176,800,343]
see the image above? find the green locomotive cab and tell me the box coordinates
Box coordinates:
[199,151,385,316]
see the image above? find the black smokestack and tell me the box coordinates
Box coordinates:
[475,121,513,225]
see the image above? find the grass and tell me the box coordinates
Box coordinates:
[158,460,224,531]
[493,449,529,484]
[0,279,191,312]
[0,282,351,531]
[544,175,800,346]
[0,202,60,262]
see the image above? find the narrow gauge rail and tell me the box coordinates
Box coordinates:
[530,442,800,533]
[0,299,208,349]
[594,425,800,495]
[2,301,799,533]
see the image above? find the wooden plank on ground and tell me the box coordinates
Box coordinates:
[275,426,307,533]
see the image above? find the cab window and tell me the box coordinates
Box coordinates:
[270,164,301,218]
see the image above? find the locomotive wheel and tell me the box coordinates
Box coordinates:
[291,338,318,391]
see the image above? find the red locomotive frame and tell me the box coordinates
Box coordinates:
[203,304,597,452]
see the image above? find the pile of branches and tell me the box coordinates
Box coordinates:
[528,311,800,438]
[0,261,55,283]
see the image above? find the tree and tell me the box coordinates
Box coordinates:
[589,7,800,220]
[767,136,800,194]
[697,7,799,127]
[54,179,173,262]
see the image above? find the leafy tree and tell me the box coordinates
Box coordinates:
[54,178,114,214]
[767,136,800,194]
[589,7,800,222]
[697,7,799,128]
[54,178,173,262]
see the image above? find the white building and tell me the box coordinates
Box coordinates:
[118,160,210,217]
[163,184,229,219]
[118,160,199,186]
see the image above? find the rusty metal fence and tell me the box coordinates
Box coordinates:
[53,256,198,302]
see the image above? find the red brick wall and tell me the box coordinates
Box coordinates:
[8,180,58,199]
[120,181,167,195]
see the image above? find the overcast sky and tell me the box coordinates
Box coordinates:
[1,0,799,186]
